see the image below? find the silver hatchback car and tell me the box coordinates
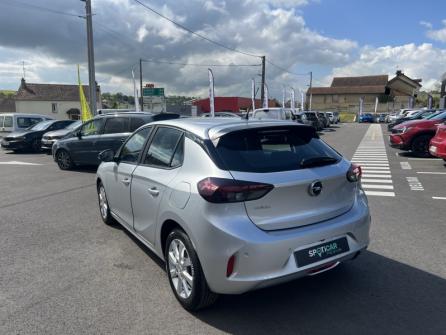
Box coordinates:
[96,118,370,310]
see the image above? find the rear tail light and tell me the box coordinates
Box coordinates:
[346,164,362,182]
[197,177,274,203]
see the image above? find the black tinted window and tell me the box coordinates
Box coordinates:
[145,127,183,168]
[4,116,13,127]
[130,116,152,132]
[80,119,104,136]
[120,127,152,163]
[103,117,129,134]
[215,126,340,173]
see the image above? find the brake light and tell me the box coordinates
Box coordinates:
[346,164,362,182]
[197,177,274,203]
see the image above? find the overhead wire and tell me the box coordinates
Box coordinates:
[3,0,83,18]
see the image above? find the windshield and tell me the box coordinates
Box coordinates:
[67,120,82,130]
[253,109,285,120]
[427,111,446,120]
[214,126,341,173]
[28,120,54,131]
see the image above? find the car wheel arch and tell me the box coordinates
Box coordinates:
[410,131,436,147]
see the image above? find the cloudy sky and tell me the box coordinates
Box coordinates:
[0,0,446,99]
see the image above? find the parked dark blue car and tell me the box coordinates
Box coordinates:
[359,113,374,123]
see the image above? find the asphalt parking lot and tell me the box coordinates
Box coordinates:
[1,123,445,335]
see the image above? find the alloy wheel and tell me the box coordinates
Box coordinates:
[98,185,108,220]
[57,150,72,170]
[167,239,194,299]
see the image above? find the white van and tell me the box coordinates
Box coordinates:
[0,113,53,137]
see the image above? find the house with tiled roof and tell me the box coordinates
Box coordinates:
[14,78,101,120]
[307,71,422,113]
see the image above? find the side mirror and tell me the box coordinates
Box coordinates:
[98,149,115,162]
[77,131,82,139]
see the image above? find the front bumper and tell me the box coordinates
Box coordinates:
[193,189,371,295]
[1,139,29,150]
[41,139,56,150]
[389,134,409,150]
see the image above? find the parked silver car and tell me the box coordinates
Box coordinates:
[96,118,370,310]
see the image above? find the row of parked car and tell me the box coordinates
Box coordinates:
[387,109,446,161]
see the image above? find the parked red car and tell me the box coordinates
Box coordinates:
[389,111,446,155]
[429,122,446,161]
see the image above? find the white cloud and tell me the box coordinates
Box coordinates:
[424,19,446,43]
[419,20,433,30]
[326,43,446,90]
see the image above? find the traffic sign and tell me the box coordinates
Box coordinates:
[142,87,164,97]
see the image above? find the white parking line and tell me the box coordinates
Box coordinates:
[364,191,395,197]
[361,179,393,183]
[432,197,446,200]
[416,172,446,175]
[352,125,395,198]
[362,184,394,190]
[400,162,412,170]
[0,161,43,166]
[407,157,442,161]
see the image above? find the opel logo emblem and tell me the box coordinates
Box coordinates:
[309,180,323,196]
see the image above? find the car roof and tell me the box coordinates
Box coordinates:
[147,117,304,140]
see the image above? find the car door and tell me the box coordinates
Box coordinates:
[106,126,153,226]
[131,127,184,245]
[68,118,104,164]
[96,117,131,160]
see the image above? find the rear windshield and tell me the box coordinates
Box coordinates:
[253,109,284,120]
[305,113,317,120]
[214,126,341,173]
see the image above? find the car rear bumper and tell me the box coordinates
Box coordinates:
[429,139,446,158]
[193,189,371,295]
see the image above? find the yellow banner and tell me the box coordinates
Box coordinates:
[77,65,93,123]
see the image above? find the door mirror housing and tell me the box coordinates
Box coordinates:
[98,149,115,162]
[76,130,82,139]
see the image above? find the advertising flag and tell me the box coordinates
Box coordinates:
[132,68,140,113]
[374,96,379,114]
[208,69,215,117]
[251,78,256,111]
[290,88,295,110]
[282,86,286,108]
[77,65,92,123]
[263,83,268,108]
[301,91,305,111]
[359,97,364,115]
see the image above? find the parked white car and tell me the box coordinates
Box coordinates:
[252,108,294,121]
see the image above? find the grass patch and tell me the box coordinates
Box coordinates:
[339,112,357,123]
[0,90,16,96]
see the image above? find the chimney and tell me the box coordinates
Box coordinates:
[396,70,402,76]
[20,77,26,89]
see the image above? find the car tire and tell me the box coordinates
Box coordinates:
[165,229,218,311]
[411,134,432,156]
[97,181,115,225]
[56,149,74,170]
[31,139,42,152]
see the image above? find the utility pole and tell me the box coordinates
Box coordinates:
[309,71,313,111]
[260,56,266,104]
[139,58,144,111]
[81,0,97,115]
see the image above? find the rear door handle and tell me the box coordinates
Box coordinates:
[148,187,159,196]
[121,178,131,186]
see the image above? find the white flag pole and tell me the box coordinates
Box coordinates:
[301,91,305,111]
[263,83,269,108]
[374,96,379,114]
[208,68,215,117]
[290,88,295,111]
[251,78,256,112]
[282,86,286,108]
[132,68,140,113]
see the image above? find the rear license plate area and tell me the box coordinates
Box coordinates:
[294,237,349,267]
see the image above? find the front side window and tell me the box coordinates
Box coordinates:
[144,127,183,168]
[214,126,341,173]
[80,119,103,136]
[103,117,130,134]
[119,127,152,163]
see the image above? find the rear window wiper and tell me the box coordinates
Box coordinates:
[300,156,338,168]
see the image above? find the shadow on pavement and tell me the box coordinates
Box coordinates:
[195,251,446,335]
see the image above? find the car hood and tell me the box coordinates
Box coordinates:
[43,129,72,138]
[394,119,435,129]
[7,130,34,138]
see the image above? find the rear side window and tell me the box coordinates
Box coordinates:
[144,127,183,168]
[103,117,130,134]
[0,115,4,127]
[129,116,152,132]
[16,117,41,128]
[214,126,341,173]
[120,127,152,163]
[4,116,13,127]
